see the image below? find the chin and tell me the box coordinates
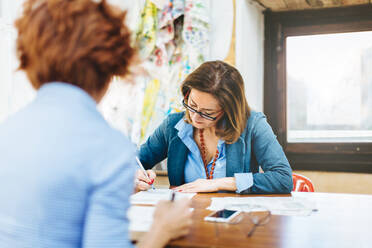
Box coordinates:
[191,121,206,129]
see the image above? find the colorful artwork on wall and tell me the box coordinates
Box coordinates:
[100,0,211,151]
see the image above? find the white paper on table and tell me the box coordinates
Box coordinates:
[130,189,196,205]
[128,206,155,232]
[128,205,194,232]
[207,196,317,216]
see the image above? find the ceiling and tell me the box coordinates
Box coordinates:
[254,0,371,11]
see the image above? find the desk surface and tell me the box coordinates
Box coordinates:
[131,192,372,248]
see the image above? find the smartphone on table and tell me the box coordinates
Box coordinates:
[204,209,241,223]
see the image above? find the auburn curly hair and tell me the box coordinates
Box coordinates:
[15,0,135,95]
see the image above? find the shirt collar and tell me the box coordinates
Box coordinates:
[37,82,97,110]
[175,118,193,140]
[175,118,225,146]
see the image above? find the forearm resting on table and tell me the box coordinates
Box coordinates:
[214,177,237,191]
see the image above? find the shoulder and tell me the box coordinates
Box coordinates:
[244,110,267,133]
[161,112,186,131]
[88,118,137,164]
[166,112,185,125]
[102,127,136,155]
[239,110,277,142]
[248,110,265,122]
[90,127,137,180]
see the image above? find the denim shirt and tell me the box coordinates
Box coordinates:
[139,111,293,194]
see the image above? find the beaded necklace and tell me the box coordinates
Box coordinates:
[199,129,219,179]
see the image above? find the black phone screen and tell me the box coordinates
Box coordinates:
[210,209,237,218]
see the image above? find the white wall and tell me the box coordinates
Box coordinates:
[235,0,265,112]
[0,0,35,123]
[208,0,234,61]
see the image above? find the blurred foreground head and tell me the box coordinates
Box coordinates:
[15,0,135,97]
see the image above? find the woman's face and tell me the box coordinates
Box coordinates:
[186,89,223,129]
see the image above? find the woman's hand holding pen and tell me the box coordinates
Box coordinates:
[135,169,156,191]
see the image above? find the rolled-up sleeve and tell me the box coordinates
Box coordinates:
[234,173,253,193]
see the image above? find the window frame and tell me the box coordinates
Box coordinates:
[264,5,372,173]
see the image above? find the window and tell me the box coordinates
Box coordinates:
[264,5,372,173]
[287,32,372,143]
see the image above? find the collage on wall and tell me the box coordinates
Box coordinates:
[99,0,211,150]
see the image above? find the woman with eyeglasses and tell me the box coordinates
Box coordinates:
[136,61,293,194]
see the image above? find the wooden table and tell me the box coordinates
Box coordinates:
[131,192,372,248]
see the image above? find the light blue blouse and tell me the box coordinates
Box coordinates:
[0,83,136,248]
[175,119,253,193]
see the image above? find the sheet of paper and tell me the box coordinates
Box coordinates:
[128,205,194,232]
[207,196,317,216]
[130,188,196,205]
[128,206,155,232]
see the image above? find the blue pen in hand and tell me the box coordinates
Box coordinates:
[135,156,155,190]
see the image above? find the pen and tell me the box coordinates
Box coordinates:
[170,191,176,202]
[135,156,155,190]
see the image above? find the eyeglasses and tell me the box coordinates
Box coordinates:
[245,209,271,237]
[182,99,223,121]
[214,204,271,238]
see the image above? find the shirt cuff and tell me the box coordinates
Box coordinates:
[234,173,253,193]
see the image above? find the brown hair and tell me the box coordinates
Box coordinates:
[15,0,135,95]
[181,61,250,144]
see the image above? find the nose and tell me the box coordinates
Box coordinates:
[191,111,204,121]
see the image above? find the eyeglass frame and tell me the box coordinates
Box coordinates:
[182,91,224,121]
[246,210,271,237]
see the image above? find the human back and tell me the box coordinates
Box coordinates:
[0,82,137,247]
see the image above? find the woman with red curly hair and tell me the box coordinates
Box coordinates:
[0,0,191,247]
